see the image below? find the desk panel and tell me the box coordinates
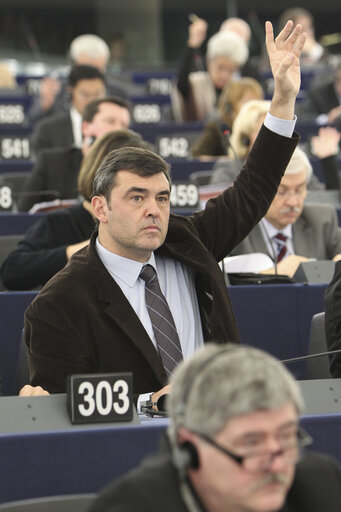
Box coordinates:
[0,399,340,504]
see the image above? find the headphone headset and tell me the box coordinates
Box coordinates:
[240,133,251,148]
[172,346,234,474]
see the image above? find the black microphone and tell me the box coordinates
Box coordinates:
[281,348,341,364]
[219,122,238,160]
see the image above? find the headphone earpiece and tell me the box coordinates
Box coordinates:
[173,441,200,475]
[240,133,250,147]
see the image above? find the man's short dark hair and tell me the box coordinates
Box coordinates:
[82,96,131,123]
[68,64,106,88]
[92,146,171,202]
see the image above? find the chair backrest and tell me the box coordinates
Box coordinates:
[0,234,23,290]
[0,172,29,212]
[306,311,332,379]
[189,170,214,186]
[0,493,96,512]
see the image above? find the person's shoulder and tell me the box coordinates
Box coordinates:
[35,110,70,129]
[302,202,337,220]
[288,451,341,510]
[38,145,82,162]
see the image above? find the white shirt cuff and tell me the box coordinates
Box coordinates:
[137,392,152,413]
[264,112,296,138]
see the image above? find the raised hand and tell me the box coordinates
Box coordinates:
[265,20,307,119]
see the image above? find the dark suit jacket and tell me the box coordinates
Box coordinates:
[31,111,74,156]
[24,126,298,394]
[18,146,83,212]
[231,203,341,261]
[89,438,341,512]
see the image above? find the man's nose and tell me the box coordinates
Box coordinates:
[146,198,161,217]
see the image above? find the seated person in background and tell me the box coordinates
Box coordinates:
[210,99,329,190]
[18,96,130,212]
[28,33,129,124]
[210,99,270,184]
[261,7,328,71]
[89,344,341,512]
[310,126,341,190]
[325,261,341,378]
[31,65,106,156]
[230,146,341,277]
[0,129,149,291]
[18,20,303,399]
[174,20,248,121]
[296,61,341,124]
[191,77,264,159]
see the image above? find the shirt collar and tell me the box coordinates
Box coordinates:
[95,237,157,287]
[262,217,293,240]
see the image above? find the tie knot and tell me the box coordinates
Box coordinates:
[140,264,156,284]
[274,233,287,243]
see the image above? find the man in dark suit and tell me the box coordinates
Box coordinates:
[18,96,130,211]
[20,21,304,403]
[230,146,341,276]
[89,344,341,512]
[31,65,106,156]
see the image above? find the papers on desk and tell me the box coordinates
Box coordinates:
[221,253,274,273]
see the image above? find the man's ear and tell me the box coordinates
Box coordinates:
[91,196,108,224]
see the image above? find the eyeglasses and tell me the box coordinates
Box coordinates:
[195,427,312,474]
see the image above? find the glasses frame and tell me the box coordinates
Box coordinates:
[194,427,312,472]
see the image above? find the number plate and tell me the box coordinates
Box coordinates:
[67,373,133,424]
[170,182,199,209]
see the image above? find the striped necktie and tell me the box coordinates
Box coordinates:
[140,264,183,377]
[273,233,288,263]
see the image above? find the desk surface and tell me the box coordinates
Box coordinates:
[0,391,340,504]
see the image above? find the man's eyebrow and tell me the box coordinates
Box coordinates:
[124,187,170,197]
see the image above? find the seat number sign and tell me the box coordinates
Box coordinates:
[67,373,133,424]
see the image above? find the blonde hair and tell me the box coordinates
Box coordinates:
[229,99,270,158]
[218,77,264,125]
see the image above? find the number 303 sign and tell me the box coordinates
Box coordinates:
[67,373,133,424]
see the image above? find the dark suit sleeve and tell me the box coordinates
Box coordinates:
[325,261,341,377]
[31,118,52,156]
[0,215,68,290]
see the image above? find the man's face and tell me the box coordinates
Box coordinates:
[83,102,130,140]
[190,403,298,512]
[92,170,170,262]
[207,56,238,90]
[265,170,307,230]
[71,78,106,115]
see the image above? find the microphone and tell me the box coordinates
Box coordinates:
[219,122,238,160]
[260,220,278,275]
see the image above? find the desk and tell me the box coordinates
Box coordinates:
[229,284,326,378]
[0,392,340,504]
